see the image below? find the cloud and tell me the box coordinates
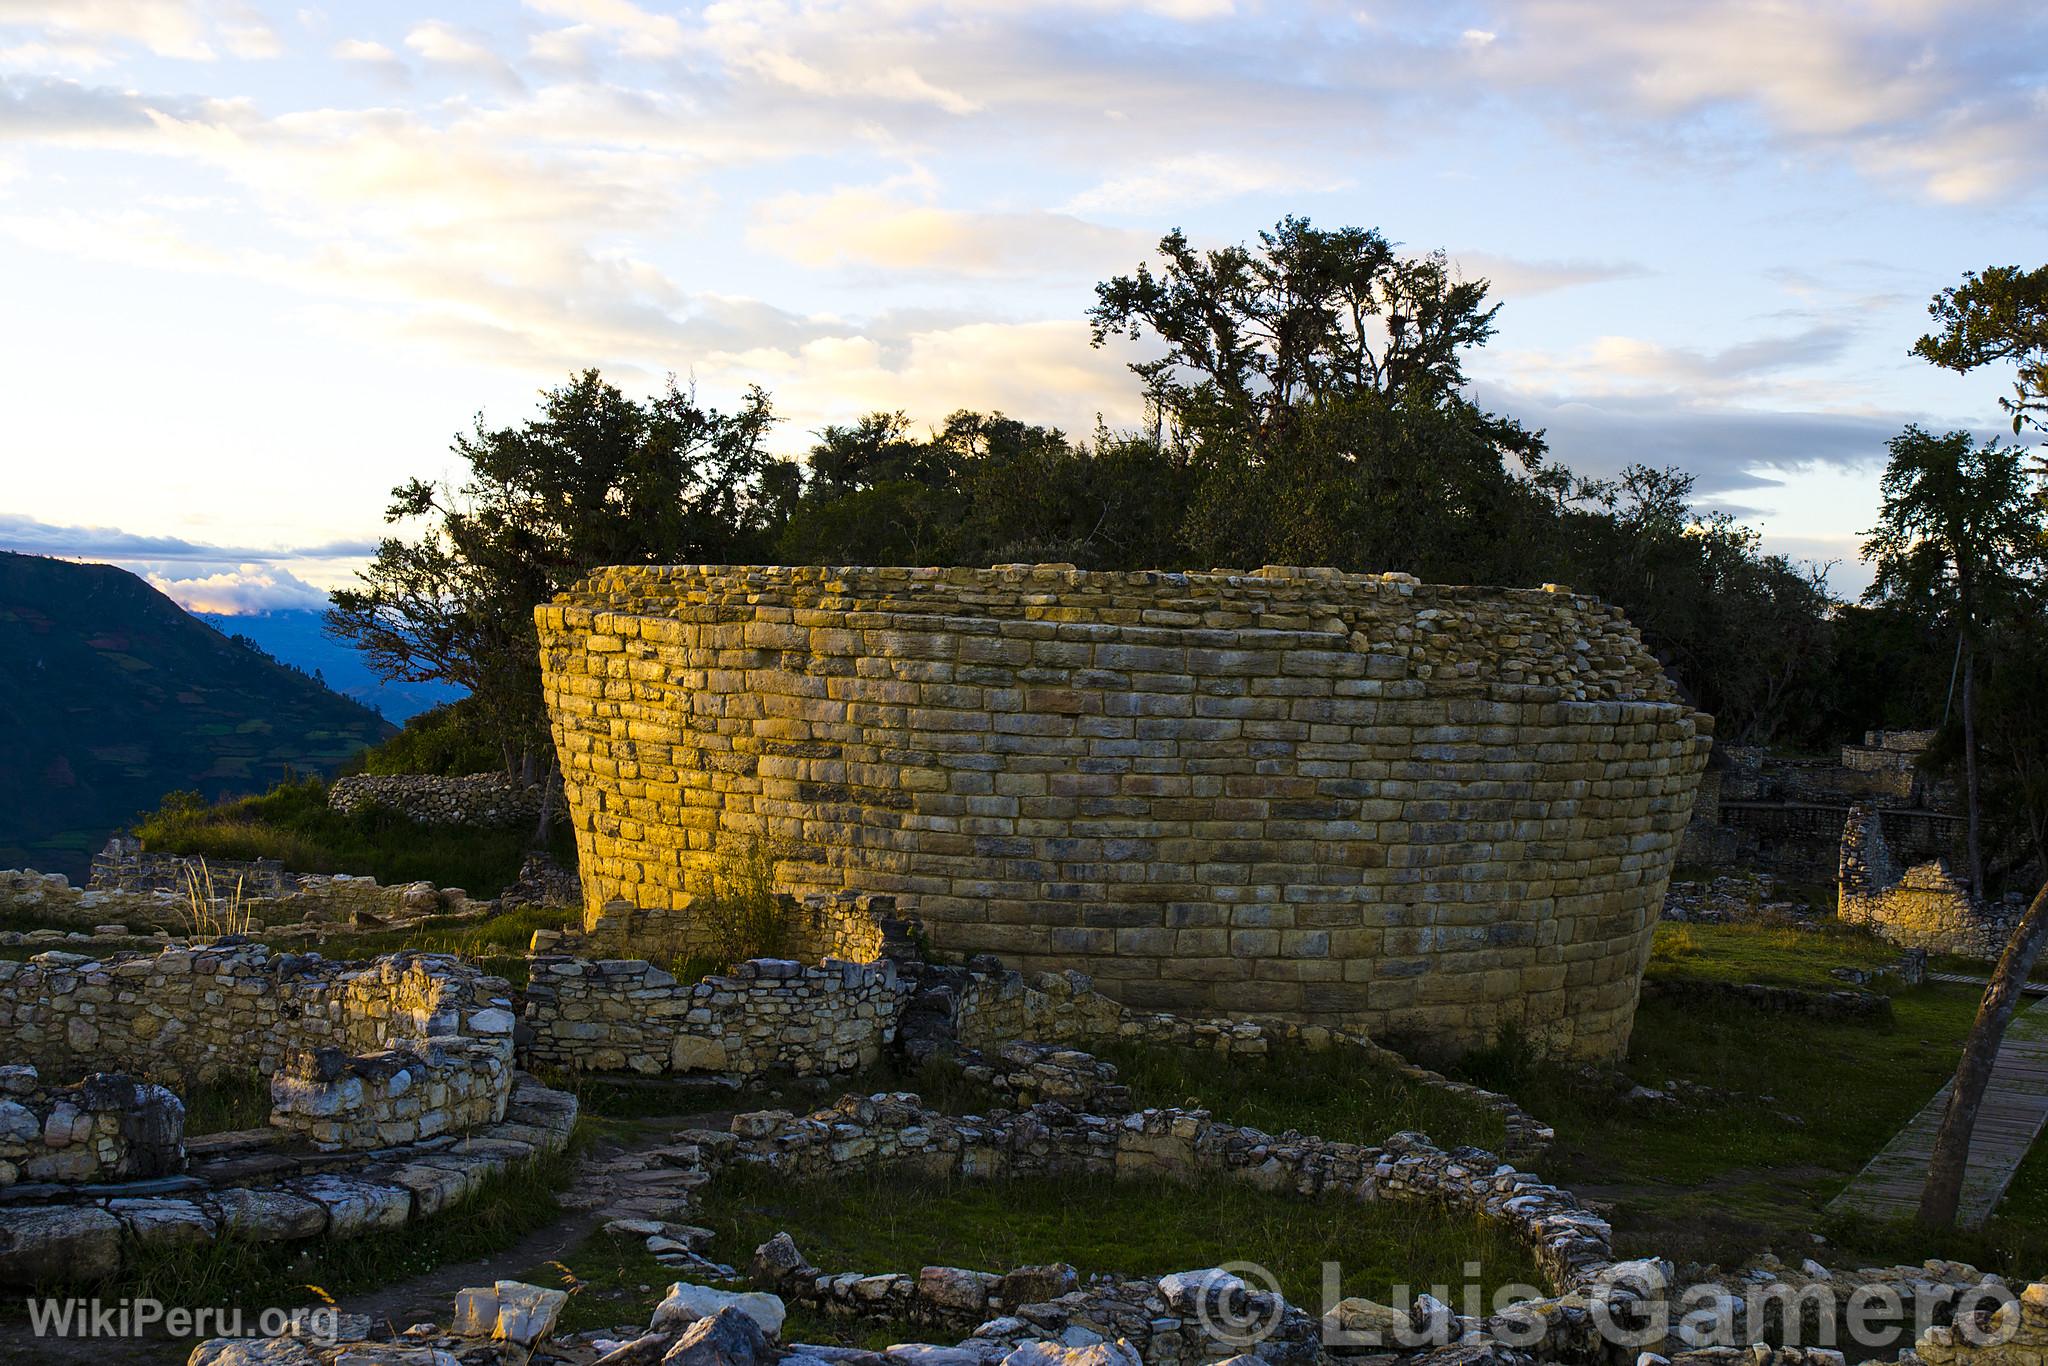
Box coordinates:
[0,512,372,563]
[403,20,522,91]
[1493,324,1862,400]
[751,187,1143,276]
[0,0,280,63]
[523,0,684,59]
[147,562,329,614]
[332,37,407,85]
[1449,252,1646,299]
[1063,152,1352,216]
[1457,0,2048,203]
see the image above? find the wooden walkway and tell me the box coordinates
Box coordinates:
[1925,971,2048,995]
[1829,992,2048,1227]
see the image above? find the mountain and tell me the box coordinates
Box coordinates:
[0,552,396,879]
[196,609,464,722]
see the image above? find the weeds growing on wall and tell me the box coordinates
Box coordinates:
[697,831,800,967]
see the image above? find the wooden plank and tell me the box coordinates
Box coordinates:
[1828,993,2048,1227]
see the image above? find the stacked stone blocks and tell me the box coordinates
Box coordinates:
[537,564,1712,1058]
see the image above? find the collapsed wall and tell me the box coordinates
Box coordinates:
[1839,804,2019,960]
[537,564,1712,1059]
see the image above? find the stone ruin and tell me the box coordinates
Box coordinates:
[0,941,575,1283]
[1838,803,2025,960]
[536,564,1713,1060]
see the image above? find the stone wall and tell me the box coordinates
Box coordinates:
[1839,805,2019,959]
[269,1039,510,1152]
[327,773,551,828]
[0,943,517,1085]
[537,564,1712,1059]
[522,954,908,1076]
[0,1066,184,1186]
[88,838,291,897]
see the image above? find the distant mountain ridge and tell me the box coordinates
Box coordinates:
[0,552,395,878]
[196,608,465,722]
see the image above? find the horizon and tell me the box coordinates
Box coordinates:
[3,1,2045,612]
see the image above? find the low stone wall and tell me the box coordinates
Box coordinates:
[89,838,291,897]
[1839,805,2018,959]
[1642,976,1893,1023]
[0,1075,577,1285]
[715,1092,1611,1298]
[0,943,517,1085]
[522,954,908,1076]
[269,1039,511,1152]
[1,864,487,936]
[0,1066,185,1186]
[327,773,549,828]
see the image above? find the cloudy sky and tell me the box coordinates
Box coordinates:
[2,0,2043,611]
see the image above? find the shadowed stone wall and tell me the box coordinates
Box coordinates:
[536,564,1712,1059]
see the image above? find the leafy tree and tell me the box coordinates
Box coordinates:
[1861,426,2042,893]
[1914,265,2048,438]
[327,370,787,822]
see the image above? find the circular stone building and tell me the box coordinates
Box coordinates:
[537,565,1712,1059]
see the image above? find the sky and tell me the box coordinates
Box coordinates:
[1,0,2044,613]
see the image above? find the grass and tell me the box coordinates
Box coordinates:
[1451,920,2048,1278]
[134,777,576,898]
[173,1067,272,1134]
[1097,1039,1510,1155]
[546,1164,1549,1338]
[539,1052,999,1128]
[260,902,577,987]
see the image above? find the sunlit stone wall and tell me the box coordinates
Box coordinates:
[536,564,1712,1059]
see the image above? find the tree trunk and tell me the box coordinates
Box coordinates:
[531,753,559,848]
[1918,880,2048,1227]
[1962,632,1985,895]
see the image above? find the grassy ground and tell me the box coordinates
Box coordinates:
[258,903,577,986]
[133,778,575,897]
[173,1068,272,1134]
[546,1165,1547,1339]
[1097,1039,1509,1154]
[1450,920,2048,1277]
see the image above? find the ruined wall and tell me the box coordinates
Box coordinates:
[0,1066,185,1186]
[1839,805,2018,959]
[522,954,907,1075]
[327,773,554,829]
[268,1039,510,1152]
[537,564,1712,1059]
[0,944,517,1083]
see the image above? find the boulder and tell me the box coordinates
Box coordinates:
[650,1282,786,1338]
[663,1306,767,1366]
[451,1279,569,1346]
[0,1205,123,1283]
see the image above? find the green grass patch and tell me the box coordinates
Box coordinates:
[699,1165,1547,1309]
[1097,1040,1508,1155]
[134,777,575,898]
[1453,919,2048,1278]
[172,1067,271,1135]
[1645,920,1905,992]
[547,1164,1548,1337]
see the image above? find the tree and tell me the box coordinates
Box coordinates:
[1914,265,2048,439]
[1087,216,1532,453]
[327,370,786,837]
[1861,426,2042,895]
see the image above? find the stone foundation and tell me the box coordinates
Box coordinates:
[537,564,1712,1059]
[269,1039,512,1152]
[0,1066,185,1186]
